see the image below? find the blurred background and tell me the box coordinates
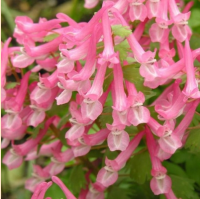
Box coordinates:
[1,0,200,199]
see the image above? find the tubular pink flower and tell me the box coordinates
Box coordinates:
[84,0,99,9]
[12,47,35,68]
[2,117,55,170]
[165,189,178,199]
[26,165,51,192]
[96,166,118,187]
[169,0,191,42]
[126,81,150,126]
[31,181,52,198]
[133,18,148,41]
[149,0,171,43]
[146,126,172,195]
[155,79,187,120]
[146,0,160,19]
[128,0,147,22]
[159,48,200,78]
[112,0,128,14]
[25,36,62,58]
[15,16,61,34]
[14,71,31,111]
[174,99,200,139]
[33,57,58,72]
[157,120,182,154]
[98,11,119,65]
[74,4,112,42]
[83,128,109,146]
[112,63,127,112]
[57,39,89,74]
[105,131,145,171]
[52,176,76,199]
[81,63,108,120]
[159,40,176,64]
[183,1,194,13]
[183,39,200,98]
[25,140,61,160]
[106,124,129,151]
[39,70,58,89]
[71,25,102,81]
[1,38,11,88]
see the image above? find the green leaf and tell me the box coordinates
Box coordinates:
[58,129,68,146]
[112,25,132,37]
[43,33,60,42]
[103,68,113,91]
[46,102,68,117]
[185,154,200,185]
[5,82,19,89]
[107,186,129,199]
[130,150,151,184]
[69,165,86,195]
[170,175,199,199]
[98,106,113,128]
[114,40,132,61]
[122,64,157,100]
[45,182,67,199]
[170,149,190,164]
[185,129,200,153]
[57,114,70,129]
[162,161,187,177]
[189,9,200,28]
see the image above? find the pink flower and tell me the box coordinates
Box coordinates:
[126,81,150,126]
[106,130,145,171]
[146,0,161,19]
[30,181,52,199]
[52,176,76,199]
[106,124,129,151]
[98,11,119,65]
[182,39,200,99]
[84,0,99,9]
[96,166,118,187]
[1,37,12,102]
[169,0,191,42]
[128,0,147,22]
[149,0,171,43]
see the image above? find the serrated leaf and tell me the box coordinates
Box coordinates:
[130,150,151,184]
[43,33,59,42]
[170,175,199,199]
[98,106,113,128]
[185,129,200,153]
[114,40,132,61]
[5,82,19,89]
[112,25,132,37]
[69,165,86,195]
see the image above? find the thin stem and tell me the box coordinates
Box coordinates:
[8,58,20,82]
[187,124,200,130]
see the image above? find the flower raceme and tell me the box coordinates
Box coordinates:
[1,0,200,198]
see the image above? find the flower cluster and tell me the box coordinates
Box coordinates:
[1,0,200,199]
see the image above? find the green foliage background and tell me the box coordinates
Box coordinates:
[1,0,200,199]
